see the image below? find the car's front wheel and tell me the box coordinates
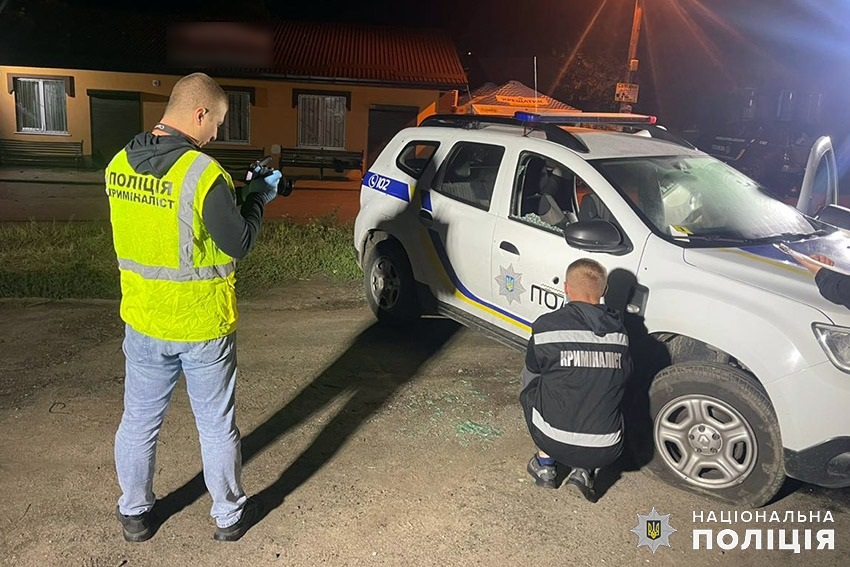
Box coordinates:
[363,238,420,324]
[646,362,785,508]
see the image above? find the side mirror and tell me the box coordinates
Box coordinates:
[563,220,631,254]
[815,204,850,231]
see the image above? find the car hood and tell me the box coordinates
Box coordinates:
[682,231,850,323]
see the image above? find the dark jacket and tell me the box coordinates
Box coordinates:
[815,268,850,310]
[123,132,266,259]
[520,301,632,469]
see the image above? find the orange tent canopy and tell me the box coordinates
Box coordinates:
[452,80,580,116]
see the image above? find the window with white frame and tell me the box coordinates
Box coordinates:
[217,90,251,143]
[14,78,68,134]
[297,94,346,148]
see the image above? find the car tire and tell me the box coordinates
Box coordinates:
[645,362,785,508]
[363,239,420,324]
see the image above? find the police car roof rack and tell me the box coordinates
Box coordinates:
[419,112,695,152]
[420,114,589,153]
[513,111,697,150]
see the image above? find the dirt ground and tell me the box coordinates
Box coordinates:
[1,280,850,567]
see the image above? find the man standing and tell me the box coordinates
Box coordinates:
[520,259,632,502]
[106,73,280,542]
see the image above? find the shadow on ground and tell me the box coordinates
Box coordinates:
[153,318,460,528]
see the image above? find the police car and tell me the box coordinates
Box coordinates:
[353,110,849,507]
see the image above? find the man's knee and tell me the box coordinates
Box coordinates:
[196,420,240,446]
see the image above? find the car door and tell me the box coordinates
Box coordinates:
[489,150,644,341]
[418,140,507,324]
[796,136,839,216]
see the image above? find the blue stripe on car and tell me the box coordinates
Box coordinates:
[425,226,531,327]
[363,171,410,202]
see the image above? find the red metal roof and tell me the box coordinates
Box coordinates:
[270,21,467,87]
[0,12,468,89]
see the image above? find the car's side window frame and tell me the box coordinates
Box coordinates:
[396,141,440,179]
[431,141,505,212]
[510,151,600,235]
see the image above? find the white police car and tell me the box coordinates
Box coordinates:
[354,111,849,507]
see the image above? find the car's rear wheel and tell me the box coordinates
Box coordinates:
[363,239,420,324]
[645,362,785,508]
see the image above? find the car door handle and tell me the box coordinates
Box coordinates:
[418,209,433,227]
[499,241,519,255]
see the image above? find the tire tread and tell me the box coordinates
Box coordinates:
[646,362,785,508]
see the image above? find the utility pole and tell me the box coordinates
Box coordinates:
[618,0,643,113]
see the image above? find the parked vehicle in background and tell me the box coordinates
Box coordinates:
[695,87,840,210]
[700,127,825,204]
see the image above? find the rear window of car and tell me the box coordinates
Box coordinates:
[396,141,439,178]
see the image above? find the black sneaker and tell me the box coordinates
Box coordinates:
[214,498,264,542]
[565,467,597,503]
[527,454,558,489]
[115,506,155,542]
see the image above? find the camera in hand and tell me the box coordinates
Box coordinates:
[245,156,293,196]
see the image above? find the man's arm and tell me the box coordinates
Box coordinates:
[797,252,834,275]
[520,329,542,390]
[202,176,266,260]
[815,268,850,310]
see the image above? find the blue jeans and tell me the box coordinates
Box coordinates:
[115,324,247,528]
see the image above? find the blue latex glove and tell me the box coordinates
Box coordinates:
[248,170,282,205]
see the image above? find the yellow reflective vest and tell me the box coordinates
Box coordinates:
[106,149,238,341]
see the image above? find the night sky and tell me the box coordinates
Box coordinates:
[15,0,850,160]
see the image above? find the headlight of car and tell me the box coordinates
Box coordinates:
[812,323,850,373]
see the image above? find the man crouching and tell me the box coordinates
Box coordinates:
[520,258,632,502]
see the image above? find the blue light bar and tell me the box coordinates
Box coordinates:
[514,111,657,125]
[514,111,541,122]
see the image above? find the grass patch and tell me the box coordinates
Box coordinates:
[0,221,119,299]
[0,219,360,300]
[236,218,361,296]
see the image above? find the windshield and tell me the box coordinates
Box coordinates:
[592,155,818,242]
